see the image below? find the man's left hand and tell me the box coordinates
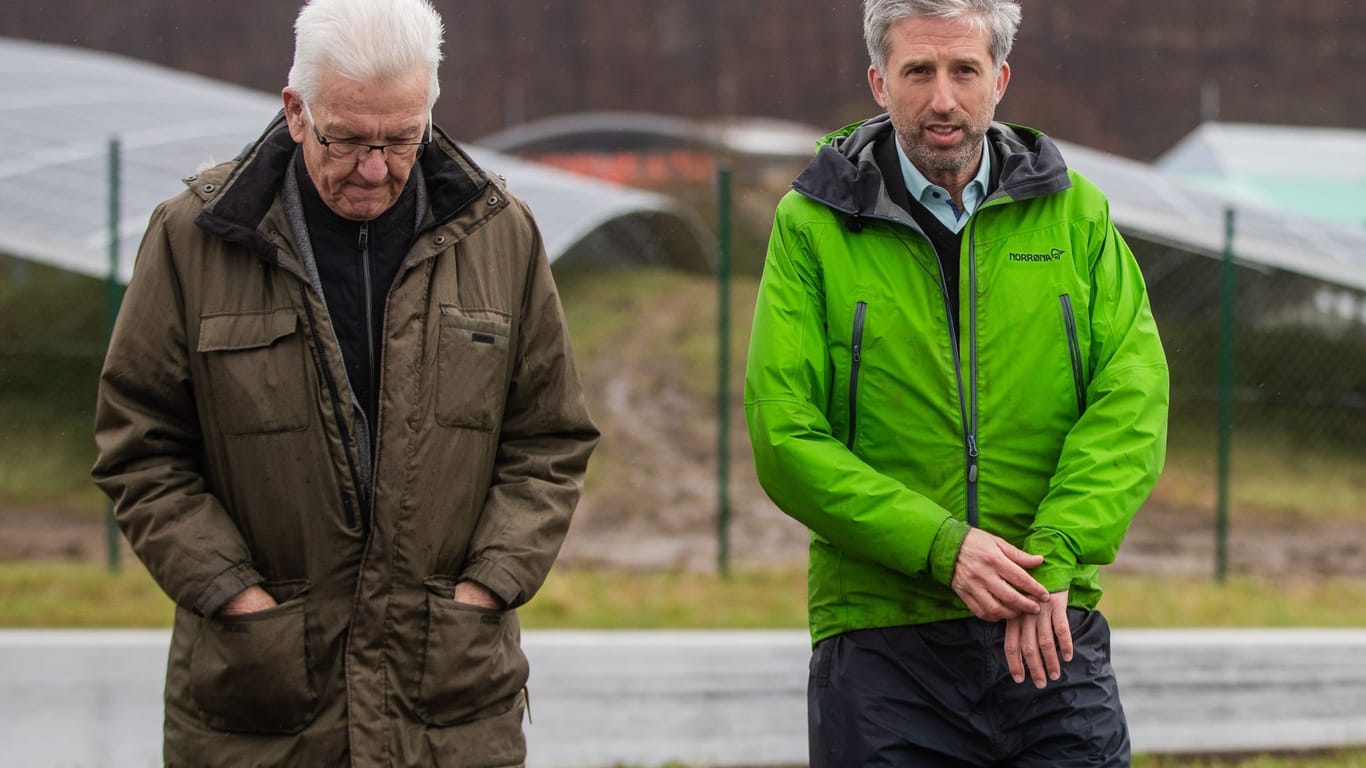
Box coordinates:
[1003,589,1073,688]
[453,580,505,610]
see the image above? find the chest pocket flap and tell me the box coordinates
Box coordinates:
[199,309,299,352]
[436,308,512,432]
[198,309,311,435]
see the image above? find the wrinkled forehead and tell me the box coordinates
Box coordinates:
[309,69,431,126]
[888,14,996,66]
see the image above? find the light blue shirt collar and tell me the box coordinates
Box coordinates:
[895,139,991,233]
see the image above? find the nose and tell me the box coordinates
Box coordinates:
[354,149,390,183]
[929,73,959,115]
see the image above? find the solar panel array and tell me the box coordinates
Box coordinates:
[0,37,708,283]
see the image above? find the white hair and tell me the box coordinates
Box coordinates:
[287,0,445,112]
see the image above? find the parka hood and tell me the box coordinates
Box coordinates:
[792,113,1073,224]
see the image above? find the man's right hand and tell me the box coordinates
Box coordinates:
[218,585,278,616]
[949,529,1050,621]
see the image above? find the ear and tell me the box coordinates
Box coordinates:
[281,88,307,144]
[994,60,1011,104]
[868,65,890,109]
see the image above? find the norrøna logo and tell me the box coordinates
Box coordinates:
[1010,248,1066,263]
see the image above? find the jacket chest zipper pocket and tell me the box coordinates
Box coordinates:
[1059,294,1087,417]
[847,301,868,450]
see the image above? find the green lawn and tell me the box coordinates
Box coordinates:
[5,561,1366,630]
[1134,754,1366,768]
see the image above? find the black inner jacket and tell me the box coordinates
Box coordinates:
[293,151,418,435]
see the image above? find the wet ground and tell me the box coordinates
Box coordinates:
[4,628,1365,767]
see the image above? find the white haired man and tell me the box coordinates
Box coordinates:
[93,0,598,764]
[745,0,1168,765]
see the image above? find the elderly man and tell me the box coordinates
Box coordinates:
[745,0,1168,765]
[92,0,598,764]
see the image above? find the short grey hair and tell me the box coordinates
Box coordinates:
[863,0,1022,72]
[288,0,445,112]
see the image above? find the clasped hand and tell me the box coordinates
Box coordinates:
[949,528,1073,688]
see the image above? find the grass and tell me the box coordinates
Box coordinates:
[0,255,109,513]
[0,386,106,512]
[1099,574,1366,628]
[5,561,1366,631]
[624,758,1366,768]
[553,263,761,401]
[1159,403,1366,522]
[1134,753,1366,768]
[0,562,174,627]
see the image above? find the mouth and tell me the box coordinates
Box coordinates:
[924,124,963,146]
[345,185,390,202]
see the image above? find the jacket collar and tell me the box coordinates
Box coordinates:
[792,113,1072,224]
[193,110,493,266]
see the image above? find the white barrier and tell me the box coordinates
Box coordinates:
[2,629,1364,767]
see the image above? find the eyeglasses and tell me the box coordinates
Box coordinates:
[303,103,429,164]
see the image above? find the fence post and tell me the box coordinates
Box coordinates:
[1215,207,1237,583]
[716,165,733,576]
[106,136,123,574]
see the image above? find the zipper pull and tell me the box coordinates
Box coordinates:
[358,223,369,253]
[967,434,979,458]
[967,434,979,483]
[852,344,861,364]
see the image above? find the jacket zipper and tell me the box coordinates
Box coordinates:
[1060,294,1087,416]
[899,229,977,528]
[965,219,981,528]
[359,223,376,421]
[847,301,867,450]
[299,285,365,532]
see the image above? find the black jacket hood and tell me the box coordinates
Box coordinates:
[194,110,490,263]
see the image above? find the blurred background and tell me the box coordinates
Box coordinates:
[0,2,1364,764]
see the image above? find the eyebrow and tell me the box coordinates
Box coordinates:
[320,120,428,143]
[901,53,988,70]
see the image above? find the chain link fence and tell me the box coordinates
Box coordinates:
[1134,233,1366,577]
[0,256,109,523]
[1139,239,1366,441]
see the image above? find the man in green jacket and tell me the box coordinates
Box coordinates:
[92,0,597,764]
[745,0,1168,765]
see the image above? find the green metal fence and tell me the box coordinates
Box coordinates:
[1,157,1363,579]
[1132,218,1366,580]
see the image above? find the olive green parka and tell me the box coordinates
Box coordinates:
[93,113,598,767]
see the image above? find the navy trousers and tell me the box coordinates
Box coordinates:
[808,609,1130,767]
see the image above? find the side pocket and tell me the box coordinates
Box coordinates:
[1059,294,1087,417]
[416,576,529,727]
[811,636,835,689]
[198,309,311,435]
[188,580,318,734]
[847,301,868,450]
[435,309,512,432]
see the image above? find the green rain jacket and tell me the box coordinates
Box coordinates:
[745,115,1169,644]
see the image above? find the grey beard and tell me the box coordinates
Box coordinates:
[906,137,981,174]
